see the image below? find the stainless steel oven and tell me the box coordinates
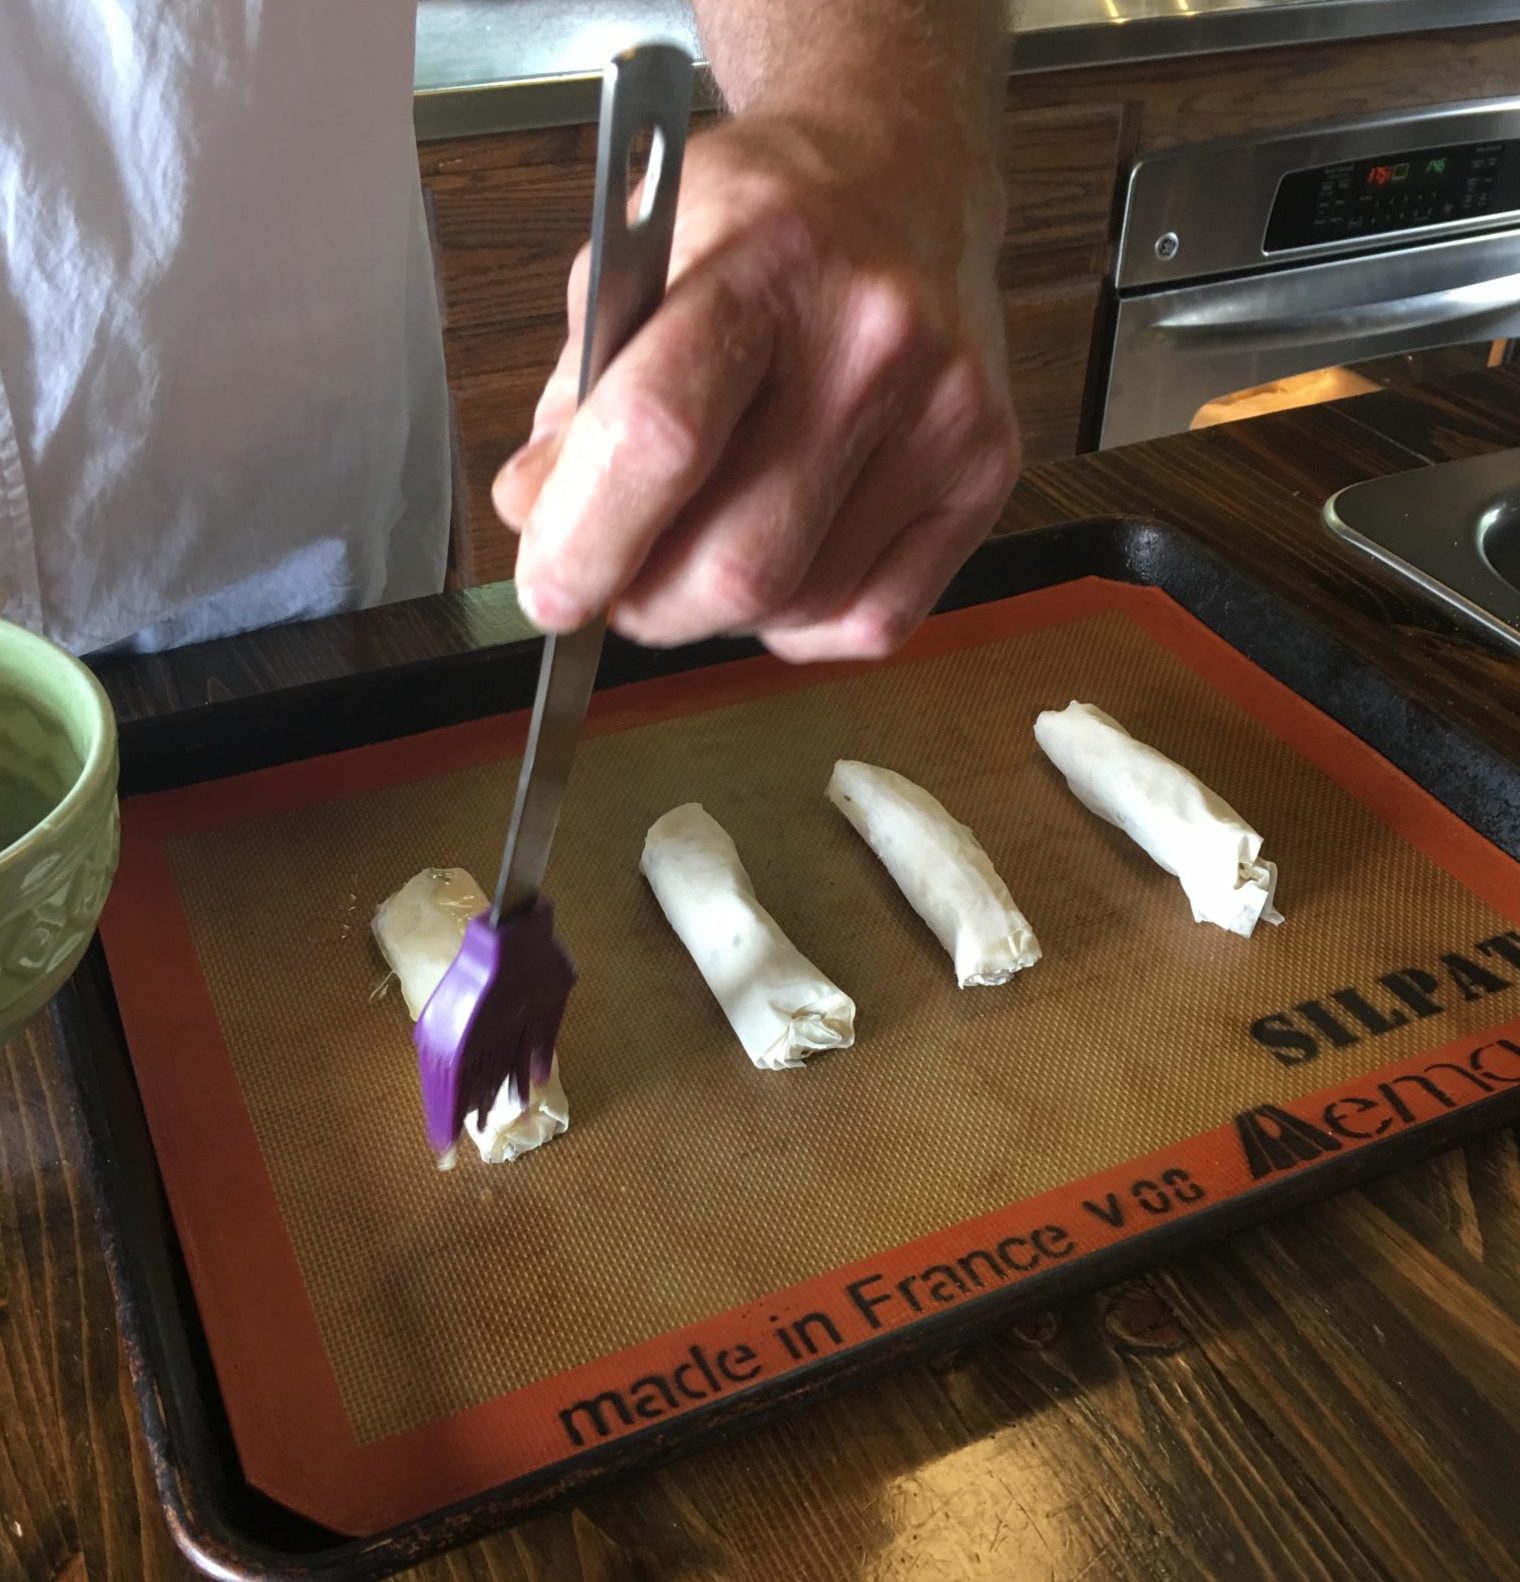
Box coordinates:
[1100,99,1520,449]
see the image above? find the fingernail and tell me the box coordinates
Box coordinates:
[518,577,583,632]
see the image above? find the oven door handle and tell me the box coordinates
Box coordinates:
[1145,271,1520,353]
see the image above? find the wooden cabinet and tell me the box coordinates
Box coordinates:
[997,104,1126,460]
[419,23,1520,589]
[419,123,598,586]
[419,101,1121,588]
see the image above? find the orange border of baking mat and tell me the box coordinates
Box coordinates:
[100,578,1520,1535]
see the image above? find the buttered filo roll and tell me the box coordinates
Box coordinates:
[372,867,569,1165]
[827,760,1041,987]
[1033,702,1283,938]
[641,804,856,1070]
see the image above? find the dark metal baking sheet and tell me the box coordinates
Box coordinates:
[52,517,1520,1580]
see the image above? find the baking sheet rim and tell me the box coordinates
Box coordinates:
[98,575,1520,1535]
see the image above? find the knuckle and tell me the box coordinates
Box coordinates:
[609,602,664,648]
[850,274,928,372]
[964,416,1023,510]
[761,625,834,666]
[934,356,1021,512]
[738,168,811,235]
[608,585,687,650]
[597,392,706,485]
[698,548,793,628]
[844,603,916,661]
[740,182,825,279]
[532,374,575,436]
[707,278,769,369]
[936,355,995,446]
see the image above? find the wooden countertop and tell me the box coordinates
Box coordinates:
[4,367,1520,1582]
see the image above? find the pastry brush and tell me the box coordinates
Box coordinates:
[414,43,693,1160]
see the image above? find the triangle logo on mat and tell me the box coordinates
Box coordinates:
[1235,1103,1344,1181]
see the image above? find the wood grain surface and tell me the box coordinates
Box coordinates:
[4,365,1520,1580]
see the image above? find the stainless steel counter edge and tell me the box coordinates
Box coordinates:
[417,68,723,143]
[415,1,1520,143]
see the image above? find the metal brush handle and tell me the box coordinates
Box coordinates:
[492,45,693,923]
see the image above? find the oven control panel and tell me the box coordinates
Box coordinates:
[1264,137,1520,252]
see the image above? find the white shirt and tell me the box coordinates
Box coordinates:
[0,2,451,655]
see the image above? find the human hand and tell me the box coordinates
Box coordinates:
[493,114,1019,662]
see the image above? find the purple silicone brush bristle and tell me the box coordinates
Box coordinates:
[414,898,576,1159]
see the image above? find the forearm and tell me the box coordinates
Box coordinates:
[693,0,1008,241]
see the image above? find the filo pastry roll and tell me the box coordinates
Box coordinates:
[827,760,1041,987]
[1034,702,1283,938]
[641,804,855,1070]
[372,867,569,1165]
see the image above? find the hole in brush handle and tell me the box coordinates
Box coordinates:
[627,124,668,228]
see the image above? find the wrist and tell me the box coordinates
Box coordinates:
[723,100,1006,268]
[698,0,1008,247]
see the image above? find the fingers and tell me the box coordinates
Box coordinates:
[494,427,563,531]
[602,408,839,649]
[757,354,994,636]
[608,277,931,647]
[759,409,1021,664]
[496,267,776,631]
[759,510,980,665]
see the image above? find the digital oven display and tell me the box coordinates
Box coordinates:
[1263,138,1520,252]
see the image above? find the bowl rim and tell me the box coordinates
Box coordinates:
[0,617,118,872]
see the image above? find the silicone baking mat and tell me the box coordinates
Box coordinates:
[100,578,1520,1536]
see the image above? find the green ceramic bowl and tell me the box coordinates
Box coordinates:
[0,618,120,1044]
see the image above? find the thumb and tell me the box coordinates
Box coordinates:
[492,426,567,532]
